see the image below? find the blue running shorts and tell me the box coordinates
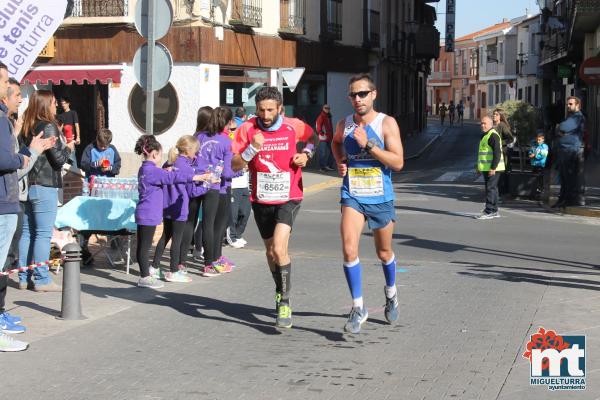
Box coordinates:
[341,198,395,230]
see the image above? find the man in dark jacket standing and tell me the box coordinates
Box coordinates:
[0,62,29,351]
[554,96,586,207]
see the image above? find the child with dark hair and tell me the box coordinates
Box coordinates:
[194,107,235,276]
[134,135,208,288]
[81,128,121,178]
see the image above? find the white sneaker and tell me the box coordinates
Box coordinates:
[238,238,247,246]
[230,239,245,249]
[475,211,500,220]
[138,276,164,289]
[0,332,28,352]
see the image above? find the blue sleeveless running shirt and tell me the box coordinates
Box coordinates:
[341,113,395,204]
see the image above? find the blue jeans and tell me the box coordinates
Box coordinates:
[0,214,18,272]
[318,141,334,169]
[18,185,58,285]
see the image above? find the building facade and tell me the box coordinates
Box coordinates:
[22,0,439,174]
[427,45,453,115]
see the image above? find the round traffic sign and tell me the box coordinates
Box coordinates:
[133,42,173,91]
[135,0,173,40]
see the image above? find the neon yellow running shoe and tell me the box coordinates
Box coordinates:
[276,302,292,328]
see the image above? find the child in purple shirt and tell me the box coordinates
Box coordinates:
[152,135,212,283]
[134,135,209,289]
[194,107,235,276]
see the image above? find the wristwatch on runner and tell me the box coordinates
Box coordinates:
[364,139,378,153]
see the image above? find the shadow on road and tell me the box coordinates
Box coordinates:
[364,232,598,270]
[457,263,600,291]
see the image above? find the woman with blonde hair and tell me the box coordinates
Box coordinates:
[152,135,210,282]
[18,91,75,291]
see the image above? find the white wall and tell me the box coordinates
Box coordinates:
[327,72,355,125]
[109,63,220,176]
[108,63,219,154]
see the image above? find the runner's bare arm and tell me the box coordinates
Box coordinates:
[367,116,404,171]
[331,119,347,176]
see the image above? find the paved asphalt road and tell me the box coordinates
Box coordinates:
[3,122,599,400]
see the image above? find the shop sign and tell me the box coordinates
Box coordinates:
[557,65,571,79]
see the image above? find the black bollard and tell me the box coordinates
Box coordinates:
[57,242,86,320]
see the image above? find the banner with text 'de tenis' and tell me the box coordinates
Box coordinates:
[0,0,68,81]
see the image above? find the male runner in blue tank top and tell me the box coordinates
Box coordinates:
[331,73,405,334]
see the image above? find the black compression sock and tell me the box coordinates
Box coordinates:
[271,266,282,294]
[279,263,291,302]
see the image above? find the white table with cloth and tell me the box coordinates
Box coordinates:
[55,196,137,274]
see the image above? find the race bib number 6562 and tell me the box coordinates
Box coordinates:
[257,172,291,202]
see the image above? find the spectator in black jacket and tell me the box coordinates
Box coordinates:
[18,90,74,292]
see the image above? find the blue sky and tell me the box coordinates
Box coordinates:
[433,0,540,39]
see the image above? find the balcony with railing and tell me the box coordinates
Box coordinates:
[539,31,567,65]
[71,0,129,17]
[430,71,451,80]
[230,0,263,28]
[486,62,498,74]
[279,0,305,35]
[64,0,131,24]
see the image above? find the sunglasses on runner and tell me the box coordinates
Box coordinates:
[348,90,372,99]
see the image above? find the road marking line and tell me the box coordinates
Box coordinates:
[304,177,342,195]
[434,172,462,182]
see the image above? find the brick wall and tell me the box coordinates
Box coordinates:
[62,164,85,203]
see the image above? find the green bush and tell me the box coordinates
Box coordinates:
[495,100,541,145]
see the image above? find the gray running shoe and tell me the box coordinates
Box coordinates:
[344,306,368,334]
[384,289,399,323]
[276,302,292,328]
[475,211,500,220]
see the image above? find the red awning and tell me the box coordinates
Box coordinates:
[21,66,122,85]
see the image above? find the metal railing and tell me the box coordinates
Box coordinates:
[486,62,498,74]
[71,0,129,17]
[279,0,305,34]
[231,0,262,28]
[540,31,567,64]
[430,71,451,80]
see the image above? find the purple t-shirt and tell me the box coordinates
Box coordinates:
[163,155,207,221]
[193,131,234,194]
[135,160,194,226]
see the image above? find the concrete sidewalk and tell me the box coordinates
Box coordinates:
[403,122,447,160]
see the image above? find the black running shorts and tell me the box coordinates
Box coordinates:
[251,200,302,239]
